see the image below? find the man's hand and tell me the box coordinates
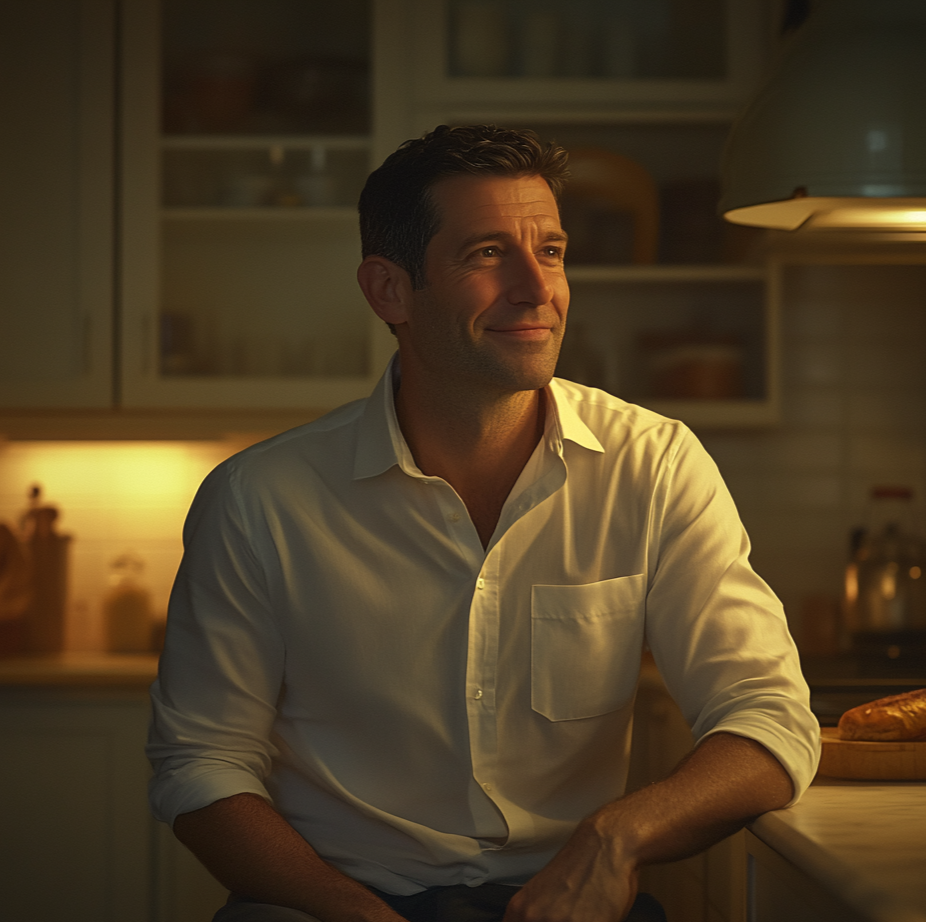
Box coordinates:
[503,814,638,922]
[503,732,793,922]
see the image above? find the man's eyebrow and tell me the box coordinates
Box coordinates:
[457,229,569,251]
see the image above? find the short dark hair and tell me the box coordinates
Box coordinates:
[358,125,569,289]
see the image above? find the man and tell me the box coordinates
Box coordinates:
[148,125,820,922]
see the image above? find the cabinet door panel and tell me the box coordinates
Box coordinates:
[0,694,152,922]
[0,0,114,407]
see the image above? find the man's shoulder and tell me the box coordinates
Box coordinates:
[221,397,367,479]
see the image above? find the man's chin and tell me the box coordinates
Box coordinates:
[476,359,561,396]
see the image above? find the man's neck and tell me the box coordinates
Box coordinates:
[394,376,546,549]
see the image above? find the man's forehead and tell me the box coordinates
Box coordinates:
[431,174,560,224]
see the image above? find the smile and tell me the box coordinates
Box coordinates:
[485,326,554,342]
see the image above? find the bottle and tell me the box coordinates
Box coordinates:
[20,485,71,655]
[844,486,926,635]
[103,553,153,654]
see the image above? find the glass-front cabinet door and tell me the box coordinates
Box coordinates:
[413,0,770,115]
[120,0,393,409]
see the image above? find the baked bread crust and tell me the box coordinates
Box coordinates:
[838,688,926,741]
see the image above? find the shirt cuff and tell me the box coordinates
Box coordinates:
[148,763,273,827]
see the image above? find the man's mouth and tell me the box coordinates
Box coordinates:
[485,325,554,341]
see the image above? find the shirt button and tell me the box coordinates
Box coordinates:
[476,578,485,590]
[483,782,492,792]
[449,512,461,522]
[474,689,483,699]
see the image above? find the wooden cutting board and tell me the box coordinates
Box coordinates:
[818,727,926,780]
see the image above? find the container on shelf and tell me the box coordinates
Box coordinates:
[558,265,774,426]
[104,552,154,655]
[444,0,727,81]
[19,485,71,655]
[161,0,370,136]
[161,138,368,210]
[638,330,744,400]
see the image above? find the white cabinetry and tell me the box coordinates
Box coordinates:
[0,0,114,408]
[0,689,153,922]
[0,0,779,425]
[119,0,394,410]
[0,685,228,922]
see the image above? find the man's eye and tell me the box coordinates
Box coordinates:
[480,246,499,257]
[542,246,564,258]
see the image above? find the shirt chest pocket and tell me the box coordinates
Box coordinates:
[531,574,646,721]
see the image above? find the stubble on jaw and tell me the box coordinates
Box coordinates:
[406,284,566,401]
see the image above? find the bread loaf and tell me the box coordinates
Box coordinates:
[838,688,926,741]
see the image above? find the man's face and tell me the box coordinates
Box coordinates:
[396,173,569,397]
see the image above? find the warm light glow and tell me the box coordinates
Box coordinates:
[810,207,926,229]
[911,566,922,580]
[844,562,858,605]
[881,562,898,601]
[0,440,237,651]
[724,197,926,231]
[8,442,212,501]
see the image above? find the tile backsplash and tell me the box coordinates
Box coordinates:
[700,263,926,643]
[0,440,235,651]
[1,263,924,653]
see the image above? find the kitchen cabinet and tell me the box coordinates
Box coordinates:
[0,0,114,409]
[1,0,779,424]
[119,0,395,410]
[0,659,229,922]
[0,687,153,922]
[0,0,393,414]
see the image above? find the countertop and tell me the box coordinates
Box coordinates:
[0,652,159,687]
[751,781,926,922]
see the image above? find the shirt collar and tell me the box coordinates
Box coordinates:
[353,353,407,480]
[545,378,605,456]
[353,356,604,481]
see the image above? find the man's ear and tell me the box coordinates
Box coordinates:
[357,256,413,328]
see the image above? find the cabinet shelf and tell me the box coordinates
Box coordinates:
[161,206,358,221]
[160,135,370,151]
[566,265,766,284]
[559,264,778,429]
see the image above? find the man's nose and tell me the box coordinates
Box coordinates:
[507,252,555,306]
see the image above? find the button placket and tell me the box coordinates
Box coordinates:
[465,550,502,815]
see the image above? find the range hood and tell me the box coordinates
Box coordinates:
[720,0,926,231]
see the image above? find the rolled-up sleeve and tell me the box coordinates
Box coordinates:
[644,429,820,804]
[147,461,284,826]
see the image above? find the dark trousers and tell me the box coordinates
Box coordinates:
[214,883,667,922]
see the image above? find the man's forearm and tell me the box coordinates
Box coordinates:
[173,793,404,922]
[591,730,793,866]
[505,732,794,922]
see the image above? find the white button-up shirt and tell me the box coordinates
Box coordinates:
[147,360,820,895]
